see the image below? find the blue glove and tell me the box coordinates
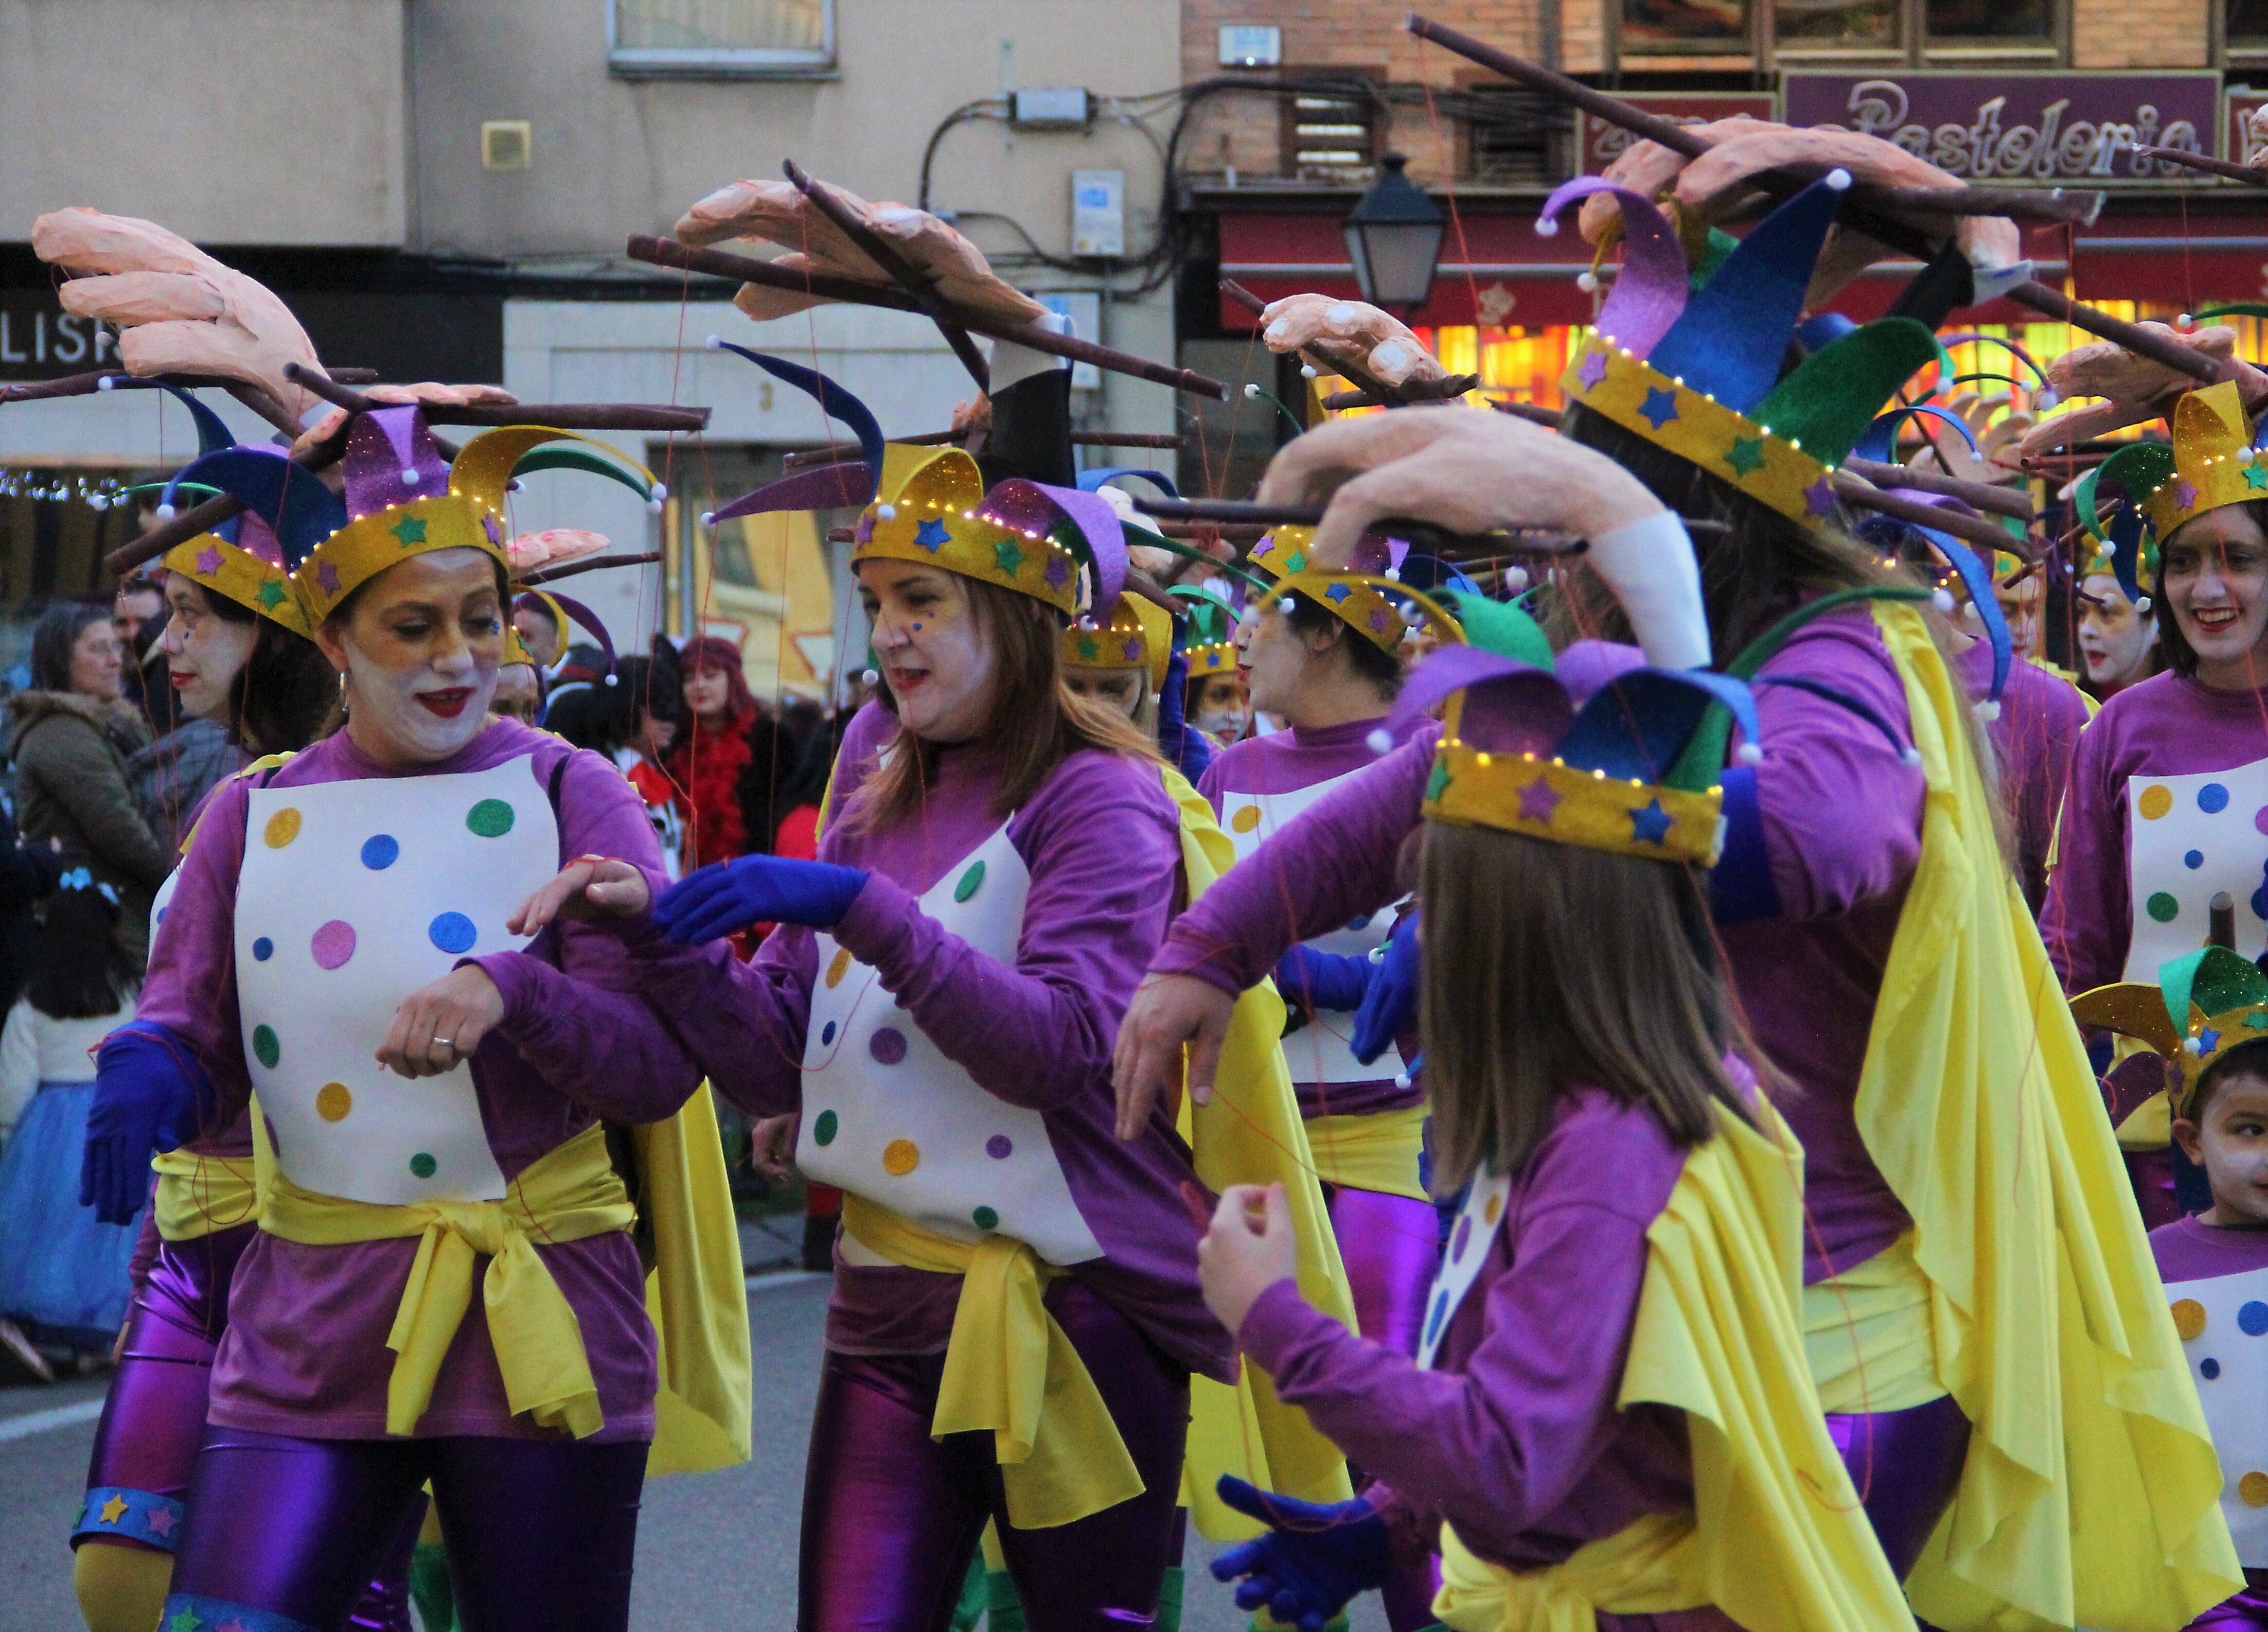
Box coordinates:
[654,854,869,944]
[1156,640,1214,783]
[1272,945,1372,1014]
[1209,1476,1392,1632]
[81,1021,216,1225]
[1350,910,1419,1067]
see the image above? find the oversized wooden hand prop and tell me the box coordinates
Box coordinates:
[2018,324,2268,457]
[1257,294,1449,389]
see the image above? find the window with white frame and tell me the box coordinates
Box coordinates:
[608,0,834,76]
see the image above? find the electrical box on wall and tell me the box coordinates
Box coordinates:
[1218,25,1281,67]
[1071,170,1125,257]
[1011,87,1091,130]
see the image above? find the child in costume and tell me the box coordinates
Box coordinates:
[1196,581,1913,1632]
[76,403,719,1632]
[1118,162,2240,1632]
[2072,946,2268,1629]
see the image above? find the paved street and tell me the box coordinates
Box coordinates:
[0,1272,1387,1632]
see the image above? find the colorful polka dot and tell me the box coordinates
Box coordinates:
[428,912,477,954]
[2204,1357,2223,1379]
[252,1025,280,1069]
[972,1206,1000,1230]
[870,1027,908,1066]
[2148,892,2182,924]
[1482,1191,1503,1226]
[2243,1471,2268,1507]
[1451,1216,1472,1262]
[2138,784,2174,820]
[466,799,516,838]
[2173,1298,2208,1340]
[361,834,399,870]
[316,1083,352,1122]
[821,1021,837,1046]
[813,1110,840,1146]
[2257,805,2268,837]
[409,1153,437,1179]
[826,947,853,988]
[1231,805,1262,834]
[954,861,986,903]
[252,937,274,961]
[1425,1290,1448,1344]
[986,1135,1014,1160]
[2239,1300,2268,1336]
[2202,783,2232,815]
[882,1138,920,1176]
[310,920,357,970]
[262,808,302,848]
[2187,850,2206,870]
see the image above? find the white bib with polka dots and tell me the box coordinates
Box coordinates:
[2122,759,2268,981]
[234,757,557,1206]
[797,819,1104,1267]
[2170,1265,2268,1566]
[1415,1166,1514,1371]
[1219,767,1407,1087]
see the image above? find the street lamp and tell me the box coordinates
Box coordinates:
[1341,153,1445,316]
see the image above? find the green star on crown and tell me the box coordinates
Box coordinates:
[2246,463,2267,492]
[1076,637,1100,661]
[391,515,428,546]
[993,539,1024,575]
[1283,551,1308,574]
[255,579,286,609]
[1425,759,1452,802]
[1723,437,1766,478]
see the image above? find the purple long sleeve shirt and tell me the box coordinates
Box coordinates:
[1197,715,1423,1118]
[1960,645,2090,917]
[1241,1087,1732,1632]
[645,701,1234,1382]
[2043,671,2268,997]
[1154,608,1928,1283]
[136,717,698,1442]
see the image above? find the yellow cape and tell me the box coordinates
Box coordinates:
[1861,604,2237,1631]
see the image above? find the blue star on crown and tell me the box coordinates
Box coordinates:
[1324,583,1352,603]
[1639,387,1681,430]
[1628,798,1673,846]
[914,518,951,552]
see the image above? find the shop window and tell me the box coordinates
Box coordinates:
[1924,0,2054,46]
[1463,87,1576,186]
[608,0,832,76]
[2232,0,2268,54]
[1280,73,1382,180]
[1775,0,1902,53]
[1619,0,1753,56]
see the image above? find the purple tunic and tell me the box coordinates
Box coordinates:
[1239,1087,1731,1632]
[1959,645,2090,916]
[136,718,698,1442]
[647,701,1233,1383]
[1198,716,1422,1118]
[2043,671,2268,996]
[2153,1216,2268,1623]
[1153,609,1928,1283]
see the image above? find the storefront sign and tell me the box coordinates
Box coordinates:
[1784,73,2219,184]
[1578,93,1777,174]
[0,291,118,379]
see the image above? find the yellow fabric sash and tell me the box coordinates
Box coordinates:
[1802,1232,1945,1415]
[258,1122,633,1440]
[151,1092,276,1240]
[634,1085,754,1477]
[1304,1107,1428,1201]
[1437,1096,1910,1632]
[1864,604,2240,1631]
[840,1192,1144,1530]
[1163,763,1362,1539]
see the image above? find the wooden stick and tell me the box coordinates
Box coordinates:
[629,236,1228,400]
[1490,399,1564,427]
[1833,473,2035,556]
[1839,455,2034,519]
[1323,377,1480,410]
[2126,144,2268,187]
[519,549,664,586]
[1403,15,2227,386]
[1139,498,1324,525]
[106,494,247,576]
[783,159,991,390]
[281,364,710,432]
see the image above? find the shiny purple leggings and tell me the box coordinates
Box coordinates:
[166,1427,647,1632]
[1826,1393,1973,1582]
[800,1279,1189,1632]
[1322,1185,1444,1632]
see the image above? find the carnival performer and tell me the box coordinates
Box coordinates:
[74,402,721,1632]
[2072,947,2268,1630]
[1115,160,2240,1632]
[1196,581,1911,1632]
[2075,529,2161,702]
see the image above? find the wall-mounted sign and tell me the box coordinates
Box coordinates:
[1783,73,2220,184]
[1579,93,1777,175]
[0,292,118,379]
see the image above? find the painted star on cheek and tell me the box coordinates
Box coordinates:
[1629,798,1674,846]
[195,544,225,575]
[1577,350,1610,391]
[914,518,951,552]
[1639,387,1680,429]
[1516,776,1561,823]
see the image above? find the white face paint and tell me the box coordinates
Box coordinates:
[2077,572,2156,694]
[315,549,505,769]
[161,574,259,725]
[857,560,1002,744]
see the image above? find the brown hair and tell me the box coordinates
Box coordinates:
[843,574,1161,832]
[1418,820,1759,1192]
[1283,592,1403,701]
[2152,501,2268,680]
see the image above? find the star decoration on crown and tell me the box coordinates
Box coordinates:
[1122,637,1144,661]
[1517,776,1561,822]
[2247,464,2267,492]
[914,518,951,552]
[196,543,225,574]
[1803,477,1838,519]
[1043,554,1071,587]
[1425,760,1452,802]
[1325,582,1351,603]
[255,580,286,610]
[1283,551,1308,573]
[994,539,1024,575]
[391,515,428,546]
[1723,437,1766,478]
[1369,607,1393,634]
[1576,350,1610,392]
[165,1612,201,1632]
[2172,481,2200,512]
[483,513,503,545]
[1639,387,1681,430]
[317,561,342,595]
[2200,1026,2224,1054]
[1077,637,1100,661]
[1629,798,1674,846]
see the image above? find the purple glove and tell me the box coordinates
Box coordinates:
[1350,909,1419,1066]
[1210,1476,1392,1632]
[82,1021,217,1224]
[654,855,869,944]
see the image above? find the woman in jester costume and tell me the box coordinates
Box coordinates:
[1117,161,2241,1631]
[77,400,742,1632]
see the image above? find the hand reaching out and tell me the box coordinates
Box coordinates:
[510,857,652,937]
